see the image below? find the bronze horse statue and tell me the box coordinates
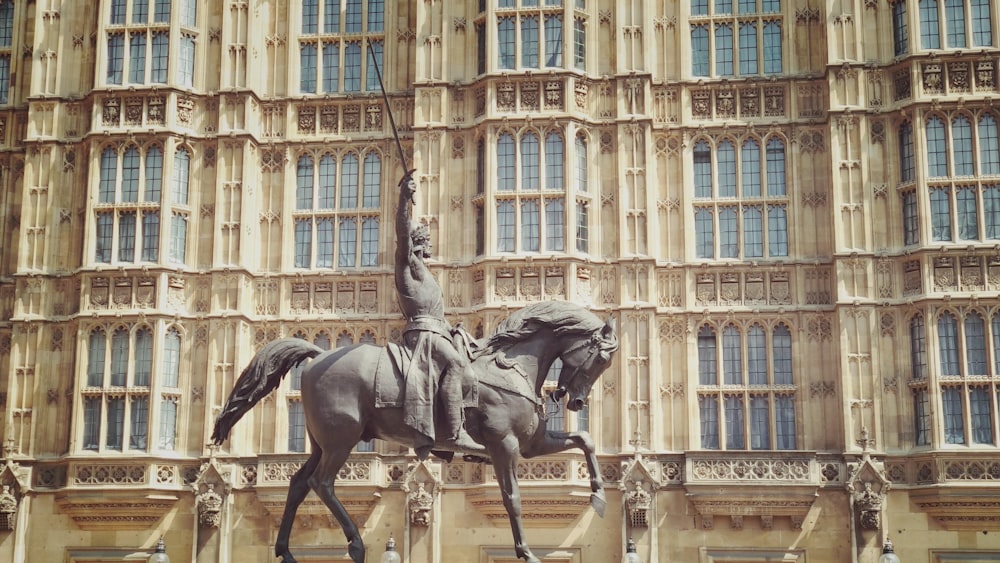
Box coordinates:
[212,300,619,563]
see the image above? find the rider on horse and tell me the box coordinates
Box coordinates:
[395,171,481,460]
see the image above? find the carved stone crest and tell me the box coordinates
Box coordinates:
[196,483,223,528]
[0,484,16,530]
[401,461,441,528]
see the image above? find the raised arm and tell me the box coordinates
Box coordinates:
[395,172,416,267]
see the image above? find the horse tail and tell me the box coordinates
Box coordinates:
[211,338,323,445]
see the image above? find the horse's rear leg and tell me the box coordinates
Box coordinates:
[308,447,365,563]
[274,446,321,563]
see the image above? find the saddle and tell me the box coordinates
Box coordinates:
[373,326,536,410]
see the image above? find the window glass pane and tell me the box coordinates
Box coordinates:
[303,0,319,33]
[544,15,563,67]
[762,0,780,12]
[903,191,919,245]
[498,133,515,191]
[111,0,126,24]
[141,211,159,262]
[750,396,770,449]
[0,55,9,104]
[743,206,762,258]
[719,207,738,258]
[0,2,11,48]
[692,25,709,76]
[111,328,129,386]
[363,153,381,208]
[84,398,101,450]
[106,397,125,450]
[300,43,317,93]
[575,202,588,252]
[914,388,930,445]
[698,326,718,385]
[361,218,379,267]
[522,16,539,68]
[953,116,974,175]
[972,0,993,47]
[723,326,742,384]
[297,156,314,209]
[739,22,758,75]
[341,153,359,207]
[345,0,362,32]
[100,148,117,202]
[767,205,788,256]
[766,138,786,196]
[497,201,515,252]
[181,0,196,26]
[170,214,187,263]
[985,185,1000,239]
[930,188,952,241]
[545,132,564,190]
[920,0,941,49]
[718,140,736,197]
[295,219,312,268]
[981,115,1000,175]
[173,149,190,205]
[957,187,978,240]
[499,17,515,69]
[317,218,334,268]
[715,24,734,76]
[151,33,168,83]
[575,136,587,193]
[945,0,967,48]
[323,42,340,92]
[163,329,180,388]
[911,316,927,380]
[993,314,1000,374]
[738,0,755,14]
[545,199,564,251]
[338,218,357,267]
[288,401,306,452]
[695,208,714,258]
[573,18,586,70]
[134,328,152,386]
[699,395,720,449]
[763,21,782,74]
[118,212,136,262]
[942,387,965,444]
[325,0,341,32]
[159,399,176,450]
[775,395,795,449]
[747,325,767,385]
[724,395,745,449]
[546,400,565,431]
[368,0,385,32]
[694,140,712,198]
[344,42,361,91]
[154,0,170,23]
[938,313,960,375]
[129,397,148,449]
[522,200,540,251]
[899,121,915,182]
[893,2,909,55]
[965,313,987,374]
[692,0,709,16]
[772,325,792,385]
[970,387,993,444]
[365,40,383,91]
[179,36,195,87]
[716,0,733,15]
[521,133,539,191]
[576,403,589,432]
[88,330,106,387]
[129,33,146,84]
[96,213,113,263]
[107,34,124,84]
[741,139,761,197]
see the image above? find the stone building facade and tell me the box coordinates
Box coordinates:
[0,0,999,561]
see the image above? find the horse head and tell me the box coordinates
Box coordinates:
[552,316,619,411]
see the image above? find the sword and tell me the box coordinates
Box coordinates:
[368,40,411,178]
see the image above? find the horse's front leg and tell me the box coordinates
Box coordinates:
[522,430,606,517]
[492,437,541,563]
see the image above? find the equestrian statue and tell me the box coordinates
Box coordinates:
[210,45,619,563]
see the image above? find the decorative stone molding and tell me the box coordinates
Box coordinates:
[402,461,440,527]
[685,452,819,529]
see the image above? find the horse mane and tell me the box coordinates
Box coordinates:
[474,301,605,358]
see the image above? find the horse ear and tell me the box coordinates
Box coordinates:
[603,316,617,337]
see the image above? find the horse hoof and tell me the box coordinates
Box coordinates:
[280,555,297,563]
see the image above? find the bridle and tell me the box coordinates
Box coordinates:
[551,332,605,404]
